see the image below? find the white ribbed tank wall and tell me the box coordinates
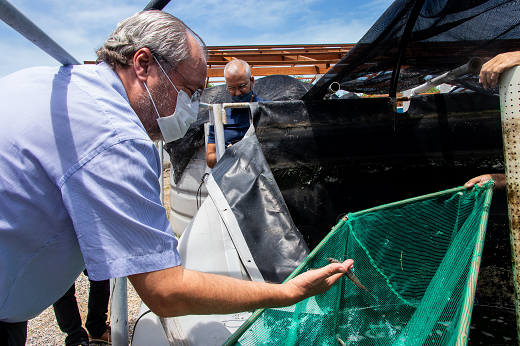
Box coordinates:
[500,65,520,343]
[168,145,209,236]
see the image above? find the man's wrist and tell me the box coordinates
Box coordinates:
[275,282,303,307]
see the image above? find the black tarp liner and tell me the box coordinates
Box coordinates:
[256,93,501,170]
[166,75,312,183]
[209,134,310,284]
[302,0,520,100]
[247,92,503,249]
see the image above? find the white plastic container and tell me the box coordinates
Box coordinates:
[168,145,209,236]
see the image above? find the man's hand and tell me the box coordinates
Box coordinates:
[205,142,237,168]
[205,143,217,168]
[465,173,506,190]
[283,259,354,303]
[479,51,520,89]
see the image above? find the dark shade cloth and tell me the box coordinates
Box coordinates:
[302,0,520,100]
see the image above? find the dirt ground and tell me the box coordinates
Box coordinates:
[163,167,171,219]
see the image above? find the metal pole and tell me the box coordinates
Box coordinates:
[110,277,129,346]
[213,104,226,161]
[499,65,520,342]
[143,0,171,11]
[159,141,164,204]
[214,103,250,162]
[204,102,250,165]
[0,0,80,65]
[410,58,482,95]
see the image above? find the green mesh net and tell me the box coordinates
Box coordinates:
[224,183,495,346]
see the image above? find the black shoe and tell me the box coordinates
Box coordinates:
[71,341,89,346]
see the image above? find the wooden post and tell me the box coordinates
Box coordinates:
[499,65,520,342]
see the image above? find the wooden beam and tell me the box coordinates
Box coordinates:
[207,65,332,78]
[207,43,354,51]
[208,52,345,62]
[208,60,338,66]
[208,50,350,56]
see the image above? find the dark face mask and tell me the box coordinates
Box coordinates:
[231,90,253,103]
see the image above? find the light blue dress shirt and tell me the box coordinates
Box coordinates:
[0,63,181,322]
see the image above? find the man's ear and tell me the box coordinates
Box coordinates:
[133,48,155,83]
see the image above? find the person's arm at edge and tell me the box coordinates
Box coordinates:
[205,143,217,168]
[465,173,506,190]
[479,51,520,89]
[129,260,353,318]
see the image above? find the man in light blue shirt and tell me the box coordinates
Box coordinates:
[0,10,353,345]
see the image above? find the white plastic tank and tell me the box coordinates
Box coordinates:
[169,144,209,237]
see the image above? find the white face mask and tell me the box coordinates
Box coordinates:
[143,57,201,143]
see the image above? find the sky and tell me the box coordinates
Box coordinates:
[0,0,394,79]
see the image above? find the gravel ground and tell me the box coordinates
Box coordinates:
[26,168,172,345]
[26,274,142,346]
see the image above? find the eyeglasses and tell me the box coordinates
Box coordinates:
[173,67,203,102]
[153,55,202,103]
[227,83,249,93]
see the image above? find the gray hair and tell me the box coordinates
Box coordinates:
[224,59,251,79]
[96,10,207,70]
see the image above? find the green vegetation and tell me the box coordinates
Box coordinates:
[424,86,440,93]
[290,75,314,84]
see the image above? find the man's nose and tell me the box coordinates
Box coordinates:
[232,88,244,96]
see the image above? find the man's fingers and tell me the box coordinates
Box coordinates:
[480,51,520,89]
[288,259,355,298]
[324,260,356,287]
[327,272,348,285]
[481,59,502,88]
[490,71,501,88]
[329,259,354,276]
[465,174,492,188]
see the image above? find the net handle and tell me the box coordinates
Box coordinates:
[349,185,468,218]
[454,182,494,345]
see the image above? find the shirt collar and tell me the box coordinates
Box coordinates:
[95,62,130,103]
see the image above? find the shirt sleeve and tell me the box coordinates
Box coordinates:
[60,139,181,281]
[207,124,215,144]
